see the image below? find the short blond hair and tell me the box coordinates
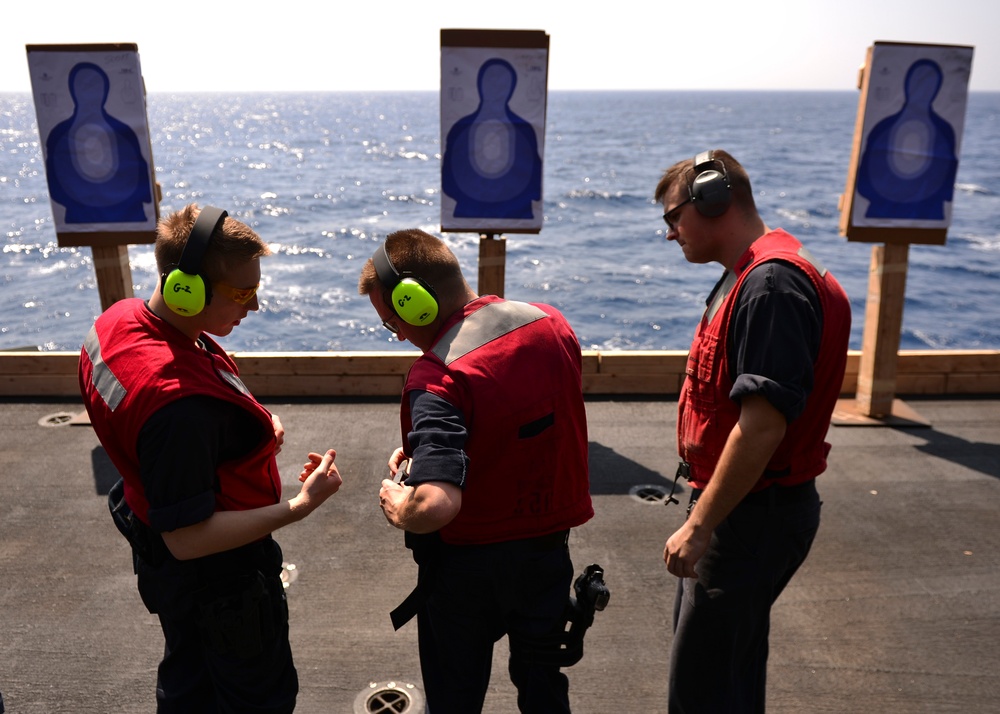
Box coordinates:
[358,229,467,300]
[154,204,270,282]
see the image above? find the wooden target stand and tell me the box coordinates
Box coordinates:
[477,233,507,297]
[832,239,932,427]
[59,225,158,312]
[830,42,971,428]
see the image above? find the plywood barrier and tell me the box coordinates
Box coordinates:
[2,349,998,399]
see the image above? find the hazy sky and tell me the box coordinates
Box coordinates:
[4,0,998,93]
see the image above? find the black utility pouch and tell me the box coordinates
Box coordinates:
[195,572,275,658]
[107,477,167,568]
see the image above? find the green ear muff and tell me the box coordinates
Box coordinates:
[372,242,440,326]
[392,278,439,325]
[162,270,207,315]
[161,206,228,316]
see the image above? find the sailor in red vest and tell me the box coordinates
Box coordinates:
[360,229,595,713]
[654,150,851,713]
[79,204,343,713]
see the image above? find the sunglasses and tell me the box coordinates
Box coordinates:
[662,197,692,231]
[214,281,260,304]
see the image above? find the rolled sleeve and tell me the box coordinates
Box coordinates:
[730,373,807,421]
[729,261,822,422]
[147,491,216,533]
[404,389,469,489]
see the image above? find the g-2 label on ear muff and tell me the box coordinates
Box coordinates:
[690,150,733,218]
[372,242,439,326]
[162,206,228,316]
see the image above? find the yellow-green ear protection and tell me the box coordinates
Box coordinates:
[161,206,228,316]
[372,242,439,326]
[690,150,733,218]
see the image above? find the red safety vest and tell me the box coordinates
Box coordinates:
[402,296,594,545]
[79,298,280,524]
[678,229,851,490]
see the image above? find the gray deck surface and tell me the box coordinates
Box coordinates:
[1,395,997,713]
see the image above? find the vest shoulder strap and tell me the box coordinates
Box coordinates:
[431,301,547,365]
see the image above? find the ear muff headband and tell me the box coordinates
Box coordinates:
[690,150,733,218]
[371,243,439,326]
[162,206,228,316]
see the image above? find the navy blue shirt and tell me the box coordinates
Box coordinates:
[403,389,469,489]
[723,260,823,422]
[136,395,264,533]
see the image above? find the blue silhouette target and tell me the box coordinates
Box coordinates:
[440,34,548,234]
[848,42,974,233]
[857,59,957,221]
[442,58,542,221]
[44,62,152,223]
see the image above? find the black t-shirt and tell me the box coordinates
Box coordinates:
[136,395,265,534]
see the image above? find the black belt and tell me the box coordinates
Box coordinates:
[747,478,817,502]
[529,529,571,551]
[690,478,817,507]
[440,528,570,553]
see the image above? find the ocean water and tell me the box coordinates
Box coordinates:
[2,90,999,353]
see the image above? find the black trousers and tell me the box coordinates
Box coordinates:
[135,537,297,714]
[416,532,574,713]
[668,480,822,714]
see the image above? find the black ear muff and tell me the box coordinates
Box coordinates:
[372,242,439,326]
[690,150,732,218]
[161,206,228,316]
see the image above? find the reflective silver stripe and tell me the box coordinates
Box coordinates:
[705,271,737,324]
[431,301,547,365]
[84,327,127,411]
[797,246,828,277]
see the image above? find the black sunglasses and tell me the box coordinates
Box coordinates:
[662,197,692,231]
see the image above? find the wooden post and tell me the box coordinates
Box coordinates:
[91,244,134,311]
[833,240,930,427]
[478,234,506,298]
[856,243,908,417]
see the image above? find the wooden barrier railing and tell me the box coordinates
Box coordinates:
[2,350,999,399]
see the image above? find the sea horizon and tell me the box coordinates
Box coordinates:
[2,89,998,353]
